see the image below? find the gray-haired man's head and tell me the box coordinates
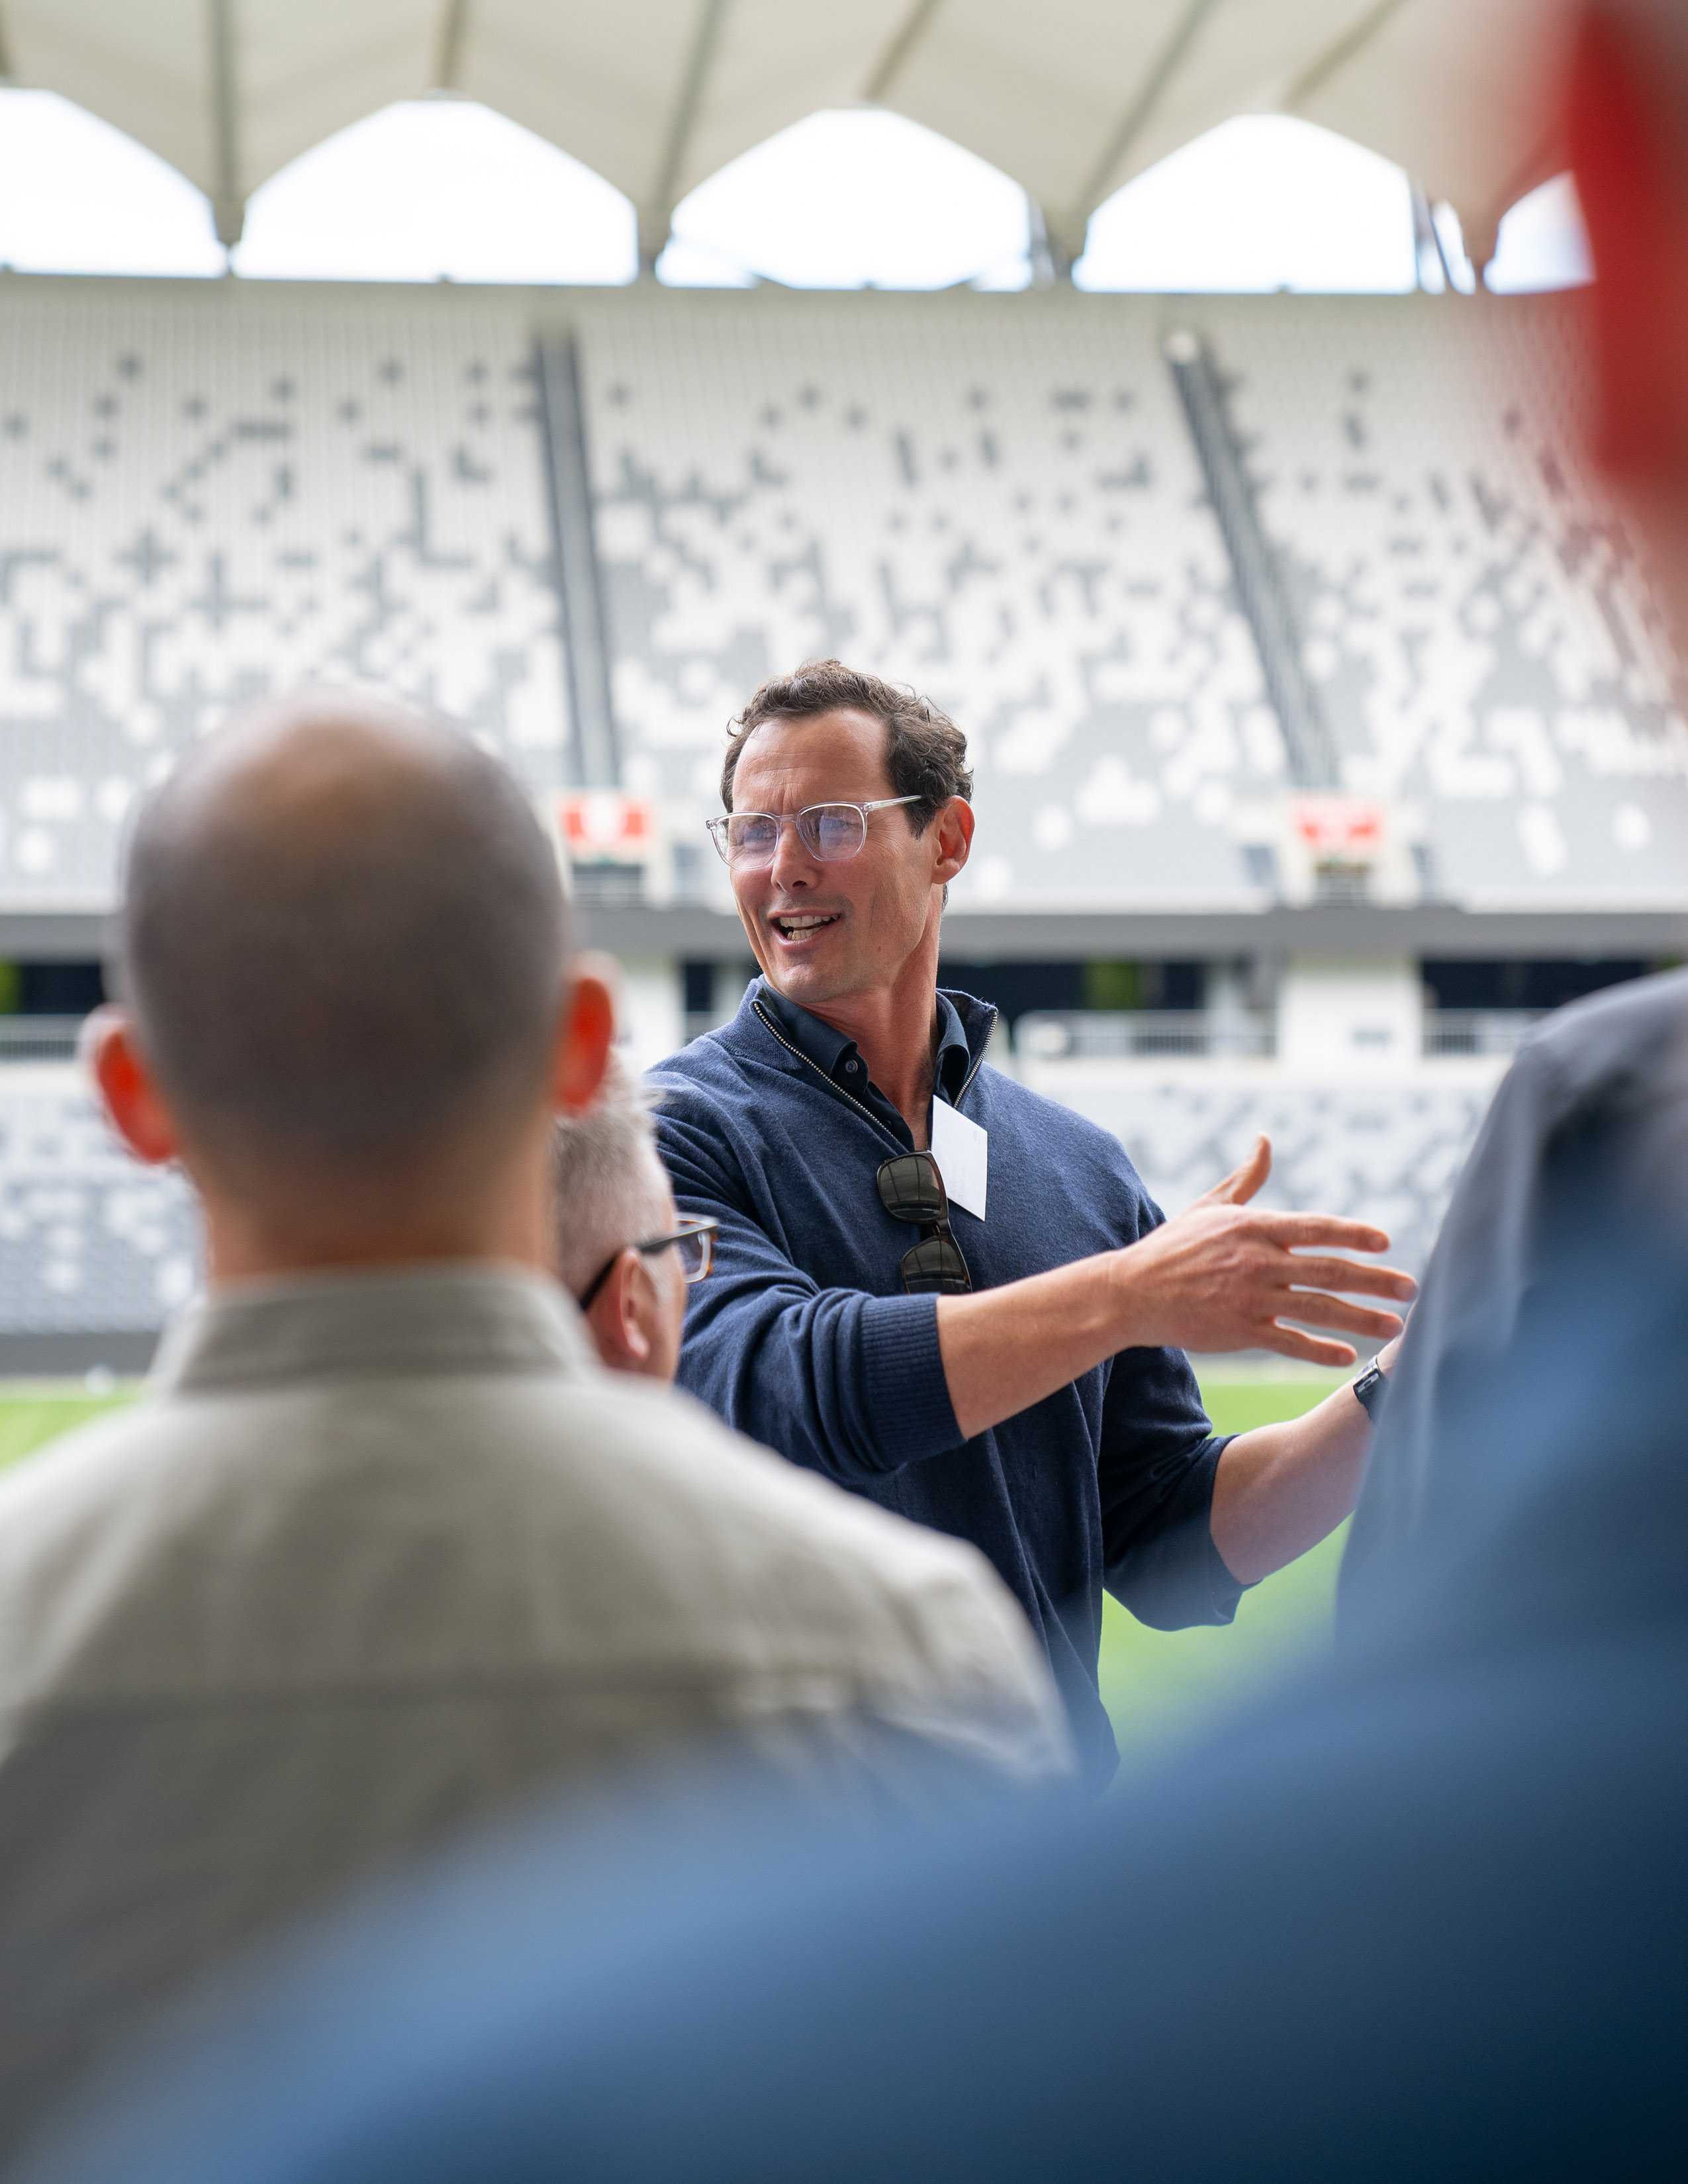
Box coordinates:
[118,690,568,1191]
[550,1053,686,1382]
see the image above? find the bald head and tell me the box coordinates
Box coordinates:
[119,692,568,1185]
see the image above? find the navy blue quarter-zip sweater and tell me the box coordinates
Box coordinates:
[651,979,1243,1786]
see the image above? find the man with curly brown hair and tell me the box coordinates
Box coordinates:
[655,657,1415,1786]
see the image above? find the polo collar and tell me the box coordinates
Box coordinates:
[751,978,986,1105]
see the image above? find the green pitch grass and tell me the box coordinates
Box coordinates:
[0,1389,133,1472]
[0,1373,1347,1772]
[1100,1371,1350,1774]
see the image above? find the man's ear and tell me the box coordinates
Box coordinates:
[553,954,618,1116]
[583,1250,655,1371]
[929,797,976,886]
[84,1007,180,1167]
[1568,3,1688,489]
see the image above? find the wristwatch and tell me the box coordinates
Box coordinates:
[1352,1359,1389,1422]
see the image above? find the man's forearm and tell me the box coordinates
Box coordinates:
[935,1187,1411,1446]
[937,1257,1125,1443]
[1207,1383,1373,1586]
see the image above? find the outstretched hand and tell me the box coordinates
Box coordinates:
[1112,1135,1416,1368]
[1200,1132,1274,1208]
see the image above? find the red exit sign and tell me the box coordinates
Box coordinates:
[557,793,654,856]
[1290,796,1383,858]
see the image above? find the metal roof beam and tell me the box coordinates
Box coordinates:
[1283,0,1413,111]
[1066,0,1221,238]
[863,0,945,105]
[207,0,244,247]
[434,0,471,91]
[641,0,731,273]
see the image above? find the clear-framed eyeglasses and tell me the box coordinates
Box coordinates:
[706,797,920,869]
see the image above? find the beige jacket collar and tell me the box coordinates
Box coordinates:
[151,1262,596,1395]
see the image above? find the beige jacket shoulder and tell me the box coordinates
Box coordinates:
[0,1266,1068,2157]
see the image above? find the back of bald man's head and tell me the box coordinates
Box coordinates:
[118,692,569,1182]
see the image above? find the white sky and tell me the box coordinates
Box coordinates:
[0,87,1590,295]
[659,109,1030,290]
[1077,116,1418,293]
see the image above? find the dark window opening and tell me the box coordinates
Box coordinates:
[937,960,1205,1028]
[1421,959,1658,1014]
[681,961,716,1016]
[0,962,107,1015]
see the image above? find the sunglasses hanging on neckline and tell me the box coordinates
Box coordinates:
[876,1150,972,1296]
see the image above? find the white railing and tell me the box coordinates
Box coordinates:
[0,1017,85,1064]
[1017,1011,1276,1062]
[1422,1009,1545,1058]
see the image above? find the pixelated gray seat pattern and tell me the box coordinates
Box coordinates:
[1040,1073,1495,1279]
[0,283,567,905]
[0,283,1671,1332]
[577,291,1268,910]
[0,283,1681,911]
[0,1061,1479,1336]
[0,1077,199,1331]
[570,289,1688,911]
[1202,295,1688,905]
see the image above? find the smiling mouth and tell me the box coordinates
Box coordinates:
[770,912,841,939]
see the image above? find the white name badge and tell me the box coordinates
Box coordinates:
[929,1097,988,1222]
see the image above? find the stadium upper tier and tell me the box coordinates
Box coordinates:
[1206,296,1688,910]
[0,282,567,908]
[0,277,1681,916]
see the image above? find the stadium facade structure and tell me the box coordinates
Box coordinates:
[0,273,1682,1365]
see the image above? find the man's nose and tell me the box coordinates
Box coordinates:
[768,816,817,889]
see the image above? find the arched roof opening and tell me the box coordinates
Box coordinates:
[0,79,1593,300]
[0,1,1564,275]
[1485,173,1592,293]
[233,101,637,285]
[0,88,224,276]
[658,110,1029,291]
[1075,116,1419,294]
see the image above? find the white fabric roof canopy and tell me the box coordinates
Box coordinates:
[0,0,1564,265]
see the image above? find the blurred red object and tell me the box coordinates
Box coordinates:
[1289,796,1382,860]
[558,793,653,856]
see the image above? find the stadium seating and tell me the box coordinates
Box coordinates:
[1199,294,1688,906]
[1023,1064,1498,1276]
[577,291,1270,908]
[572,289,1688,912]
[0,279,1674,1343]
[0,1050,1487,1353]
[0,1070,198,1357]
[0,281,566,907]
[0,281,1681,913]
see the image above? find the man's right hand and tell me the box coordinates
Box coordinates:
[937,1134,1415,1442]
[1107,1134,1416,1367]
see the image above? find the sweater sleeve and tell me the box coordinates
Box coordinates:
[1098,1342,1241,1631]
[654,1095,968,1487]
